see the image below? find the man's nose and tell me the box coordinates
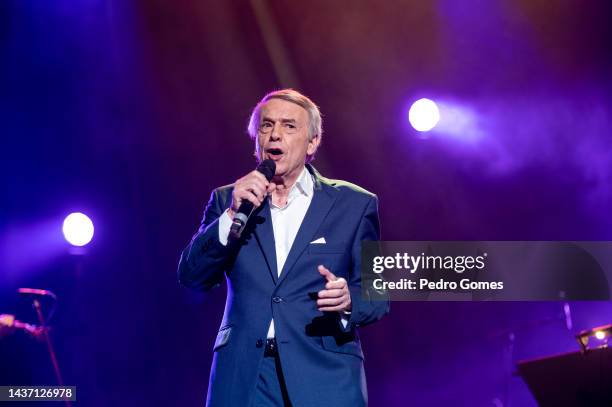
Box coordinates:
[270,124,282,141]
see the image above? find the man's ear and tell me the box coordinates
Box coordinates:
[307,134,321,156]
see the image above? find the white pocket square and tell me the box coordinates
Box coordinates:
[310,237,326,244]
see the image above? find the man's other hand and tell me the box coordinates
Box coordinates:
[317,265,351,313]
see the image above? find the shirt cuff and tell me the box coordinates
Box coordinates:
[218,209,233,246]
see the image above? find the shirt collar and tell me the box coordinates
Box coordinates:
[269,166,314,210]
[291,166,314,198]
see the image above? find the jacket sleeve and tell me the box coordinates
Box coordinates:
[344,195,390,330]
[177,188,234,291]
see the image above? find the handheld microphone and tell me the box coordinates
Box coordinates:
[230,159,276,240]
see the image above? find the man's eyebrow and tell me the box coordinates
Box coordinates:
[260,116,297,124]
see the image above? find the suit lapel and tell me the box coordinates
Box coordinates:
[276,171,336,287]
[253,201,279,284]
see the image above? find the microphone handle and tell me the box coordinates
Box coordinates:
[229,159,275,239]
[230,201,255,239]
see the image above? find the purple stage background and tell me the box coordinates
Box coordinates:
[1,1,611,406]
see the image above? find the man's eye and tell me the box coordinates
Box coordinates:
[260,122,272,129]
[285,123,296,129]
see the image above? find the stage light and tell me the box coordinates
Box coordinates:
[409,98,440,132]
[576,323,612,353]
[62,213,94,247]
[594,330,606,340]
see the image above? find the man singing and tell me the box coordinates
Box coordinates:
[178,89,389,407]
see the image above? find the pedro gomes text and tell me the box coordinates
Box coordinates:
[371,253,504,291]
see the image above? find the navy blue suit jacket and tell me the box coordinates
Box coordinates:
[178,165,389,407]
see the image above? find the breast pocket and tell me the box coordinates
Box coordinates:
[307,242,347,254]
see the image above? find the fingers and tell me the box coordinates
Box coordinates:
[234,190,261,210]
[317,296,351,312]
[266,183,277,194]
[247,170,269,185]
[317,288,344,298]
[231,170,271,212]
[318,305,348,312]
[317,265,337,282]
[240,173,268,201]
[316,268,351,311]
[317,295,348,307]
[317,280,347,301]
[324,279,346,290]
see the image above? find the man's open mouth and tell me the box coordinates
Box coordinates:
[266,148,284,159]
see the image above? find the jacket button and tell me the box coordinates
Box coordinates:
[256,339,264,348]
[272,296,283,303]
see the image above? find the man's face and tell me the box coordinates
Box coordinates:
[256,98,319,181]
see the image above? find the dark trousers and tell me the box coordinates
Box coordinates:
[252,340,292,407]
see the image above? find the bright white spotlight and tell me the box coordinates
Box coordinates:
[409,98,440,132]
[594,330,606,340]
[62,213,94,247]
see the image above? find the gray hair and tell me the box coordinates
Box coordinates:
[247,89,323,162]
